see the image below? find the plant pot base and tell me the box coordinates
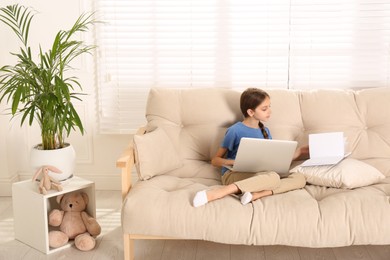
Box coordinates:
[30,144,76,181]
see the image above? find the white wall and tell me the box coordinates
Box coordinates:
[0,0,131,195]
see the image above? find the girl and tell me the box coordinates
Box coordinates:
[193,88,308,207]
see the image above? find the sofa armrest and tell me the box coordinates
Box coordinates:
[116,126,147,200]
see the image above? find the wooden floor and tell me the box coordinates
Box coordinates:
[1,190,390,260]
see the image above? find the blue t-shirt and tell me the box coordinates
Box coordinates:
[221,122,272,175]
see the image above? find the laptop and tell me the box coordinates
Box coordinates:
[300,132,350,167]
[224,137,298,177]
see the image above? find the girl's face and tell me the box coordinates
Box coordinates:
[248,97,271,122]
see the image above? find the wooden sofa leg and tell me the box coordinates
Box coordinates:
[124,234,134,260]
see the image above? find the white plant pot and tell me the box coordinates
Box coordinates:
[30,143,76,181]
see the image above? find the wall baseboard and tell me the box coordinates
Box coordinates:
[77,173,122,190]
[78,171,138,190]
[0,174,19,196]
[1,171,139,196]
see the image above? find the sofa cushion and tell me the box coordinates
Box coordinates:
[122,175,390,247]
[298,88,390,176]
[265,89,304,142]
[290,158,385,189]
[354,88,390,176]
[250,179,390,247]
[122,174,256,244]
[144,88,243,179]
[133,127,182,180]
[142,87,390,179]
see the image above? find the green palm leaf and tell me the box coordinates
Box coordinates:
[0,4,97,150]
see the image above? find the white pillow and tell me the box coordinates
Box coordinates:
[290,158,385,189]
[133,127,182,180]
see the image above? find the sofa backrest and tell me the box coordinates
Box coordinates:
[142,87,390,178]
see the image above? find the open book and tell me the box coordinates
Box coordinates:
[301,132,350,167]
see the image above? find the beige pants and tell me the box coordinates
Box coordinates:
[221,170,306,195]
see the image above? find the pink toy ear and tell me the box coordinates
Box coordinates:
[46,165,62,174]
[32,167,43,181]
[56,194,64,204]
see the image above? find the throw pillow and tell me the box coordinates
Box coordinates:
[290,158,385,189]
[133,127,182,180]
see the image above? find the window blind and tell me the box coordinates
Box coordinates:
[95,0,390,134]
[289,1,390,89]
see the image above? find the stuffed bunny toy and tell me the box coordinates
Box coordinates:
[32,165,63,194]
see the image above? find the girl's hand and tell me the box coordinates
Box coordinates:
[211,147,233,167]
[293,145,310,161]
[225,159,235,166]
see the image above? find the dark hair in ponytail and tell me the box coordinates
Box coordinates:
[240,88,270,139]
[258,122,269,139]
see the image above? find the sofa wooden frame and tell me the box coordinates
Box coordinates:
[116,127,179,260]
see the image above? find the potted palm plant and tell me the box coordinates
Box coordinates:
[0,4,96,181]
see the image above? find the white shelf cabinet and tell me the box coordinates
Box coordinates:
[12,176,96,254]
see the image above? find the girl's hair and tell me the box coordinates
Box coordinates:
[240,88,270,139]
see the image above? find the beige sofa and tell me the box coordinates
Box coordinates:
[117,87,390,260]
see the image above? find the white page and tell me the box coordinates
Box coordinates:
[309,132,345,158]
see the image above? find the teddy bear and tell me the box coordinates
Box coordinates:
[48,191,101,251]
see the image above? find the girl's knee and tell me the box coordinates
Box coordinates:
[291,172,306,188]
[270,171,280,179]
[267,171,281,186]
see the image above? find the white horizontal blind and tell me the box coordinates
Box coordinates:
[229,1,291,88]
[95,0,390,134]
[289,0,390,89]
